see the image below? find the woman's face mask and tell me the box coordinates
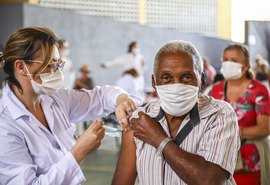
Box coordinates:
[24,63,64,95]
[30,70,64,95]
[155,83,199,117]
[220,61,243,80]
[132,47,140,55]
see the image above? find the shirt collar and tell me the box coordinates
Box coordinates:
[197,93,219,118]
[2,83,54,120]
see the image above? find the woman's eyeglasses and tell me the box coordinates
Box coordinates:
[26,59,65,73]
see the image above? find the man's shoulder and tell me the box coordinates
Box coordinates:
[198,93,235,118]
[131,100,160,119]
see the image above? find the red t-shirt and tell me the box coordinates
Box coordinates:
[210,80,270,171]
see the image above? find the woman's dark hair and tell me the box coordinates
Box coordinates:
[223,43,255,80]
[123,68,139,78]
[0,26,59,93]
[127,41,137,53]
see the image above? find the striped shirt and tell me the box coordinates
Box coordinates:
[132,93,240,185]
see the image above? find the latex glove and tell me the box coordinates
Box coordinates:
[71,120,105,163]
[115,93,137,131]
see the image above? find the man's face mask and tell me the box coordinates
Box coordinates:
[220,61,243,80]
[155,83,199,117]
[24,63,64,95]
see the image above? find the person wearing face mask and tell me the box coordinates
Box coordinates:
[73,64,94,90]
[100,41,146,98]
[210,43,270,185]
[112,40,240,185]
[59,39,76,89]
[0,26,141,185]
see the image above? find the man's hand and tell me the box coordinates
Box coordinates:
[115,93,137,131]
[130,112,167,148]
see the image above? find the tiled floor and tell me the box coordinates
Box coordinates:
[80,148,119,185]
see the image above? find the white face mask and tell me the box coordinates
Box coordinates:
[132,48,140,55]
[24,63,64,95]
[31,69,64,95]
[155,83,199,117]
[220,61,242,80]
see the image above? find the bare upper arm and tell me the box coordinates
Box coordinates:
[112,131,137,185]
[256,115,270,136]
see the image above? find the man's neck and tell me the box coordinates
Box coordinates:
[164,113,188,139]
[165,113,186,123]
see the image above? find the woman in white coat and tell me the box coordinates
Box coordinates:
[0,26,139,185]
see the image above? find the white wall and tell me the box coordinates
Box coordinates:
[0,3,231,89]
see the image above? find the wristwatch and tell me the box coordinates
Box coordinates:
[156,137,172,159]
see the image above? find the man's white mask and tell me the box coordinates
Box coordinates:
[155,83,199,116]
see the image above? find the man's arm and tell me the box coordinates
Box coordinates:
[112,131,137,185]
[101,54,128,68]
[162,141,229,185]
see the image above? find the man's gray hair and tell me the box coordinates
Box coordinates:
[153,40,204,84]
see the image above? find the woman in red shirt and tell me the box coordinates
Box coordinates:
[210,43,270,185]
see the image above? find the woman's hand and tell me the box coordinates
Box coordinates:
[71,120,105,164]
[115,93,137,131]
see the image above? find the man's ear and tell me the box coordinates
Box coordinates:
[151,74,156,90]
[200,72,206,91]
[14,60,27,75]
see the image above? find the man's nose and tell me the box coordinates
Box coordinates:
[173,78,181,84]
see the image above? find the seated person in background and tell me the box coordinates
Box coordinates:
[116,67,145,103]
[203,56,216,86]
[59,39,76,89]
[73,64,94,90]
[112,40,240,185]
[255,55,270,89]
[73,64,95,131]
[210,43,270,185]
[202,73,224,95]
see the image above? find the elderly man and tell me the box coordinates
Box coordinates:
[112,40,240,185]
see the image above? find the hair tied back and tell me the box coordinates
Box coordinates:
[0,52,5,67]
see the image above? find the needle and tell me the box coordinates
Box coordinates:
[102,125,122,132]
